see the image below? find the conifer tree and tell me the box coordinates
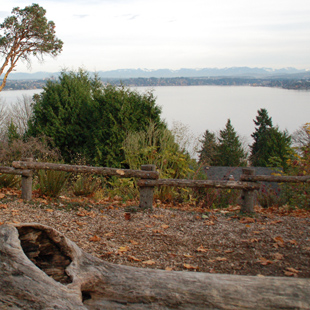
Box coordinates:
[250,108,291,169]
[198,130,218,165]
[213,119,247,166]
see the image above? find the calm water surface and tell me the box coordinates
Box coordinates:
[1,86,309,143]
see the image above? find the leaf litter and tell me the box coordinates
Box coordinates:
[0,188,309,278]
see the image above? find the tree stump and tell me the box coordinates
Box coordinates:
[0,223,309,309]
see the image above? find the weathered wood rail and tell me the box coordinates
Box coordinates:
[1,159,310,213]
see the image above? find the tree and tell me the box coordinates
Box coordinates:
[28,69,164,167]
[292,123,310,155]
[213,119,247,166]
[250,109,291,169]
[198,129,218,165]
[0,4,63,91]
[250,108,273,166]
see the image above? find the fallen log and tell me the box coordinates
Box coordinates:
[0,223,309,309]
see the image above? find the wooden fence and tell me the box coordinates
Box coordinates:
[1,158,309,213]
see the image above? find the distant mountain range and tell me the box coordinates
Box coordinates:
[6,67,310,80]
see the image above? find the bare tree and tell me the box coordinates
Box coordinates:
[8,94,33,135]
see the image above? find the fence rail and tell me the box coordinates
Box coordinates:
[1,159,310,213]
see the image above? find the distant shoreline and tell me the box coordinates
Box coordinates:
[2,76,310,91]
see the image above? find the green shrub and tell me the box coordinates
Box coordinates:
[73,174,100,196]
[38,169,70,197]
[105,176,138,201]
[0,173,20,188]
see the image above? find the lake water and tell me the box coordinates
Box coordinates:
[1,86,309,146]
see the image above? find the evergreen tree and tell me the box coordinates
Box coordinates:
[198,130,218,165]
[250,108,273,166]
[7,120,20,144]
[27,69,164,167]
[250,109,291,169]
[213,119,247,166]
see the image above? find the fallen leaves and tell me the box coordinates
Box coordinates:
[258,257,273,266]
[197,245,208,253]
[240,217,256,224]
[128,255,141,262]
[142,260,156,265]
[118,246,130,253]
[284,267,299,277]
[273,236,285,248]
[183,263,199,271]
[89,235,101,242]
[273,252,284,260]
[76,208,96,218]
[116,169,125,176]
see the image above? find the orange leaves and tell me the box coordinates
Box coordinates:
[76,208,96,218]
[289,239,298,245]
[239,217,255,224]
[116,169,125,176]
[161,224,169,229]
[118,246,130,253]
[258,257,273,266]
[197,245,208,253]
[129,240,138,245]
[143,260,156,265]
[273,252,284,260]
[284,267,299,277]
[215,257,227,262]
[128,255,141,262]
[0,204,7,209]
[183,263,199,271]
[204,220,215,226]
[273,236,285,248]
[0,193,5,199]
[89,235,101,242]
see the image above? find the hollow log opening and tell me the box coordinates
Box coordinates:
[17,227,72,284]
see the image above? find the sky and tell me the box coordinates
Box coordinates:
[0,0,310,73]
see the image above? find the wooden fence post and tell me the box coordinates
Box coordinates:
[21,158,33,201]
[139,165,156,210]
[241,168,255,213]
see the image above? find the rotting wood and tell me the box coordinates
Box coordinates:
[0,223,309,310]
[138,178,261,190]
[240,174,310,183]
[12,161,159,179]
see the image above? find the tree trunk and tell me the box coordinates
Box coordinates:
[0,223,309,310]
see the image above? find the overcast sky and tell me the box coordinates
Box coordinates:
[1,0,310,73]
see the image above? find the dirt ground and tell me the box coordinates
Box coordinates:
[0,187,309,279]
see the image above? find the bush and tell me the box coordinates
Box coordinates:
[256,184,285,208]
[0,137,60,166]
[28,70,164,167]
[38,169,70,197]
[0,174,20,188]
[73,174,100,197]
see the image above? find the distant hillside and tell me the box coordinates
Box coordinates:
[6,67,309,80]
